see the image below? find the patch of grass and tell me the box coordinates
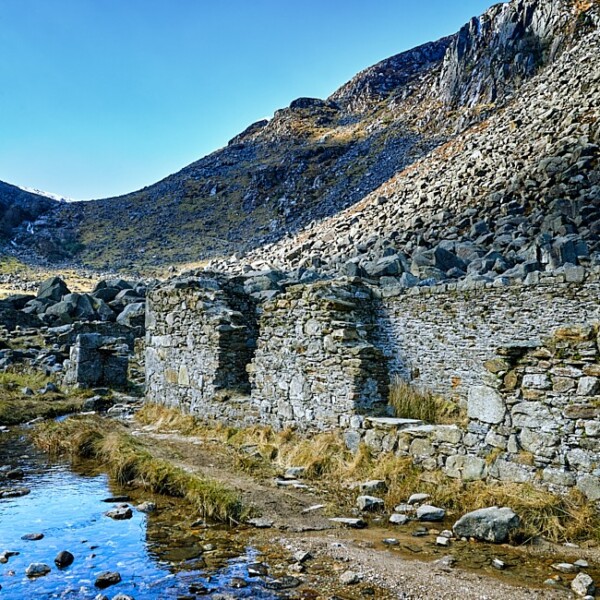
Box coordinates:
[388,377,462,424]
[0,368,83,425]
[33,416,246,523]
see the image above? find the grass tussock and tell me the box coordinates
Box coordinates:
[137,403,600,544]
[33,416,246,523]
[388,377,463,424]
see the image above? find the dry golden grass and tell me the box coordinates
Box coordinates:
[137,403,600,543]
[388,377,463,424]
[33,416,246,523]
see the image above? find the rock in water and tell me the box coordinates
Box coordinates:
[105,506,133,520]
[54,550,74,568]
[94,571,122,589]
[453,506,520,543]
[26,563,51,577]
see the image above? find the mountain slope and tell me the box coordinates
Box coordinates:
[4,0,599,273]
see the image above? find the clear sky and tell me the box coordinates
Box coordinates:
[0,0,498,200]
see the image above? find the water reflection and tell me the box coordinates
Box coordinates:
[0,429,278,599]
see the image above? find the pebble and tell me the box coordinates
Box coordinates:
[383,538,400,546]
[574,559,590,568]
[552,562,578,573]
[293,550,312,563]
[356,495,385,512]
[571,572,595,597]
[136,501,157,513]
[247,562,268,576]
[492,558,506,570]
[436,536,450,547]
[0,550,18,563]
[408,493,431,505]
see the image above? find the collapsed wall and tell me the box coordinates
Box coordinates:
[145,275,258,419]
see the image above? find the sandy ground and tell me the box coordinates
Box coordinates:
[129,426,591,599]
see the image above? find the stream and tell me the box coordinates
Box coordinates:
[0,427,281,599]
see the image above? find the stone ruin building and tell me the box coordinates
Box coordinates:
[145,268,600,501]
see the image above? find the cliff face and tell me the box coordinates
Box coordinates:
[2,0,598,273]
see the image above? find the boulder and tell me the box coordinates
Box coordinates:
[37,276,69,302]
[453,506,520,543]
[26,563,51,578]
[416,505,446,521]
[54,550,74,568]
[116,302,146,333]
[356,495,385,512]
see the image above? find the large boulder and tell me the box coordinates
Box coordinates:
[37,276,70,302]
[453,506,520,543]
[0,301,42,331]
[116,302,145,335]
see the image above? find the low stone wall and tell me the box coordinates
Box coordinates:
[249,281,388,430]
[376,269,600,402]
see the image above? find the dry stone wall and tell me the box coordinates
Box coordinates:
[375,269,600,403]
[249,280,388,431]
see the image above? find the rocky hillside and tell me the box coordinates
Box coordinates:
[3,0,599,275]
[218,4,599,288]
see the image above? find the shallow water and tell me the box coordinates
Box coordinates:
[0,428,279,599]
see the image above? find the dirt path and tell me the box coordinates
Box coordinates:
[129,425,582,599]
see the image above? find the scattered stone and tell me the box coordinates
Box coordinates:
[302,504,325,513]
[54,550,74,568]
[264,575,302,590]
[571,573,595,597]
[112,595,136,600]
[26,563,51,578]
[248,517,274,529]
[136,501,157,513]
[356,495,385,512]
[230,577,248,588]
[247,562,268,577]
[552,562,579,574]
[389,514,409,525]
[492,558,506,570]
[408,493,431,505]
[102,495,130,503]
[416,505,446,522]
[284,467,306,480]
[339,570,361,585]
[94,571,122,589]
[0,551,18,563]
[21,532,44,541]
[0,487,30,498]
[434,555,457,570]
[436,536,450,547]
[453,507,520,543]
[360,480,387,494]
[574,559,590,569]
[329,517,367,529]
[293,550,312,564]
[383,538,400,546]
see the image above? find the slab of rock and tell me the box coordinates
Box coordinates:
[416,505,446,522]
[329,517,367,529]
[552,562,578,574]
[453,506,520,543]
[408,493,431,505]
[248,517,274,528]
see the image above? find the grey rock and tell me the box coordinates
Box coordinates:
[453,507,520,543]
[356,495,385,512]
[94,571,122,589]
[416,504,445,522]
[26,562,51,577]
[571,573,595,597]
[54,550,74,568]
[37,276,70,302]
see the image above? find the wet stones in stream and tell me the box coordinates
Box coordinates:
[94,570,122,588]
[105,504,133,520]
[0,486,30,498]
[21,532,44,541]
[25,562,51,577]
[54,550,74,568]
[0,550,19,563]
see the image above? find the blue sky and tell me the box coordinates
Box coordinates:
[0,0,497,200]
